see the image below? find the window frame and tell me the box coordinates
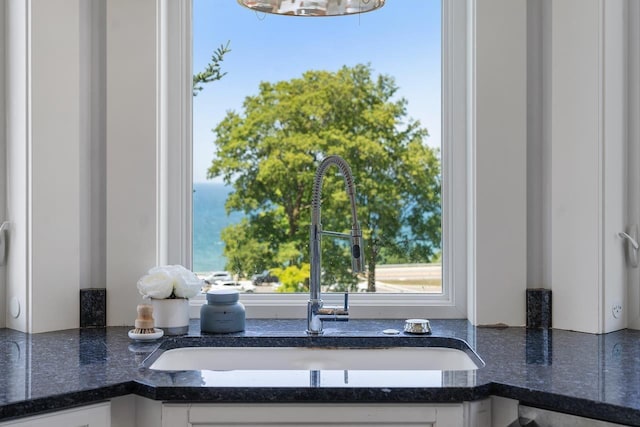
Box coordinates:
[164,0,469,319]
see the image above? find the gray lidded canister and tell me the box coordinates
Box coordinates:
[200,289,245,333]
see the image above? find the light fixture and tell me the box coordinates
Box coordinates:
[237,0,385,17]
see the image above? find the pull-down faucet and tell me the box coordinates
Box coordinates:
[307,155,363,335]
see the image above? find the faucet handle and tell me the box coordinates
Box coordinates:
[320,293,349,317]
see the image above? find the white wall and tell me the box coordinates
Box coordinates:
[106,0,192,326]
[549,0,627,333]
[468,0,527,326]
[557,0,608,333]
[526,0,552,290]
[6,0,29,332]
[627,1,640,330]
[79,0,107,290]
[30,0,82,332]
[0,0,6,329]
[3,0,186,330]
[601,0,627,333]
[524,0,631,333]
[105,0,160,326]
[5,0,102,332]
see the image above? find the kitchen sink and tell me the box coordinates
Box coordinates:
[148,345,480,371]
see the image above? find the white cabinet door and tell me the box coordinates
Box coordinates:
[162,403,464,427]
[0,402,110,427]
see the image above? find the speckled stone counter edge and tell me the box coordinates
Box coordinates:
[3,381,637,426]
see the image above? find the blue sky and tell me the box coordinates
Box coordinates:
[193,0,441,182]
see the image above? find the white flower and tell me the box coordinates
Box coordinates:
[136,271,174,299]
[138,265,204,299]
[172,267,202,299]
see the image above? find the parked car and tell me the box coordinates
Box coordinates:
[209,280,256,293]
[251,270,280,286]
[204,271,232,284]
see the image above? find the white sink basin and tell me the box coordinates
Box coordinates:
[149,346,480,371]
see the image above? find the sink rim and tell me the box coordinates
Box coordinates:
[142,335,485,372]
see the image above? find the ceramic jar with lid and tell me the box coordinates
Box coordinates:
[200,289,245,333]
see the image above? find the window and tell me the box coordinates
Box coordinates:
[185,0,468,318]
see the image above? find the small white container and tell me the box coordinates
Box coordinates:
[150,298,190,335]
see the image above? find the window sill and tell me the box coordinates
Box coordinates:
[189,293,466,320]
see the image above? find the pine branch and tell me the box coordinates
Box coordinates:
[193,41,231,96]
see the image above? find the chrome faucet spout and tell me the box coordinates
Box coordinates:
[307,155,362,335]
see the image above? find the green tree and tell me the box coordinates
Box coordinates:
[272,264,310,293]
[208,64,440,292]
[193,41,231,96]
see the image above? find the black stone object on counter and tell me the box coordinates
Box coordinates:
[79,288,107,328]
[526,288,552,329]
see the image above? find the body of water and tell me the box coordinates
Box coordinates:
[193,182,243,273]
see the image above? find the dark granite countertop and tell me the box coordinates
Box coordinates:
[1,319,640,425]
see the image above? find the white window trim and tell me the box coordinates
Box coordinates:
[157,0,193,268]
[163,0,469,319]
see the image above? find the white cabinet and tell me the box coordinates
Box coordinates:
[158,403,465,427]
[491,397,627,427]
[0,402,110,427]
